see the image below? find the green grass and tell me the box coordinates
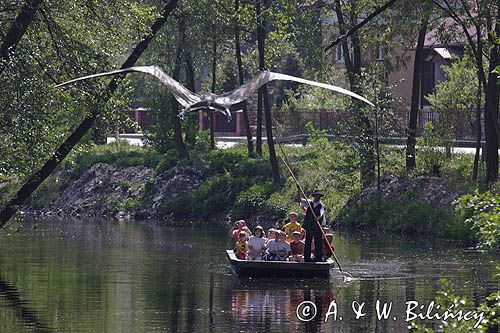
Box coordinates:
[13,134,499,250]
[63,140,161,181]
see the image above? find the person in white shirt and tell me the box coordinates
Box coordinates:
[248,226,266,260]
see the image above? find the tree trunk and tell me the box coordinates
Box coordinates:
[182,26,197,145]
[472,52,482,181]
[172,22,189,159]
[484,20,499,183]
[256,0,280,184]
[255,2,264,157]
[209,35,217,150]
[234,0,254,157]
[0,0,179,228]
[0,0,43,74]
[334,0,374,187]
[256,93,263,156]
[406,20,427,170]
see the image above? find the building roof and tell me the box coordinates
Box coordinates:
[423,17,478,48]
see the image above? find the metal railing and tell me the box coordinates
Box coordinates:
[246,108,482,141]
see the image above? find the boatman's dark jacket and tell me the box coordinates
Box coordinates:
[302,200,324,232]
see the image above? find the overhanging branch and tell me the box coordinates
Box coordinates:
[324,0,398,52]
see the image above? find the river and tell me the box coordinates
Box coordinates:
[0,218,497,332]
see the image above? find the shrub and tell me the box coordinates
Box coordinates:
[409,277,500,332]
[208,149,245,174]
[416,122,449,176]
[207,149,271,179]
[108,198,141,214]
[453,191,500,251]
[264,191,291,218]
[65,141,155,180]
[235,182,274,215]
[159,175,249,219]
[160,194,194,218]
[154,153,179,175]
[335,197,454,236]
[194,175,248,216]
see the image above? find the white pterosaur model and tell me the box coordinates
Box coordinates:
[55,65,374,121]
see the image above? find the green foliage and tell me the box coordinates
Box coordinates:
[264,191,291,217]
[336,197,454,236]
[27,176,61,210]
[0,0,158,180]
[409,277,500,332]
[207,148,271,178]
[282,79,349,111]
[235,182,274,215]
[160,175,249,219]
[426,55,482,110]
[64,141,158,180]
[416,122,449,175]
[0,177,19,207]
[108,198,141,214]
[453,191,500,251]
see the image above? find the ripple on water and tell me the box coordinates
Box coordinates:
[0,218,497,333]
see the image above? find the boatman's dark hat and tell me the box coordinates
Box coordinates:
[311,190,323,197]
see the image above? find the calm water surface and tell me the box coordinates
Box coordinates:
[0,218,497,332]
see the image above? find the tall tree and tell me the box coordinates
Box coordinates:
[256,0,280,184]
[234,0,254,157]
[432,0,499,182]
[324,0,398,52]
[171,16,189,158]
[0,0,180,228]
[484,20,499,182]
[406,18,428,170]
[472,57,483,181]
[181,18,198,146]
[0,0,43,74]
[333,0,375,187]
[209,33,218,150]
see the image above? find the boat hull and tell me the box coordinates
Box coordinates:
[226,250,334,278]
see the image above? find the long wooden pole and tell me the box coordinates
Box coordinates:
[278,143,343,272]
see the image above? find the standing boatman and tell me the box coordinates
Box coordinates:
[299,189,326,262]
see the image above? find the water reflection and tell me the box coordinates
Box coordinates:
[0,277,52,332]
[231,279,340,332]
[0,218,497,332]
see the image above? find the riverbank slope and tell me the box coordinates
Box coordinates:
[8,140,499,250]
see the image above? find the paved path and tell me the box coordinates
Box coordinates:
[107,134,497,154]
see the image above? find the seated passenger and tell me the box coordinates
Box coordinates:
[265,231,291,261]
[322,233,335,260]
[265,228,278,247]
[234,231,248,260]
[248,226,266,260]
[290,231,305,262]
[229,220,252,241]
[282,212,303,242]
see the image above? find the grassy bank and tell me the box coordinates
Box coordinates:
[17,136,500,251]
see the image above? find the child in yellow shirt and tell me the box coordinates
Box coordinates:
[234,231,248,260]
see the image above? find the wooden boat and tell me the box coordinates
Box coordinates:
[226,250,334,278]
